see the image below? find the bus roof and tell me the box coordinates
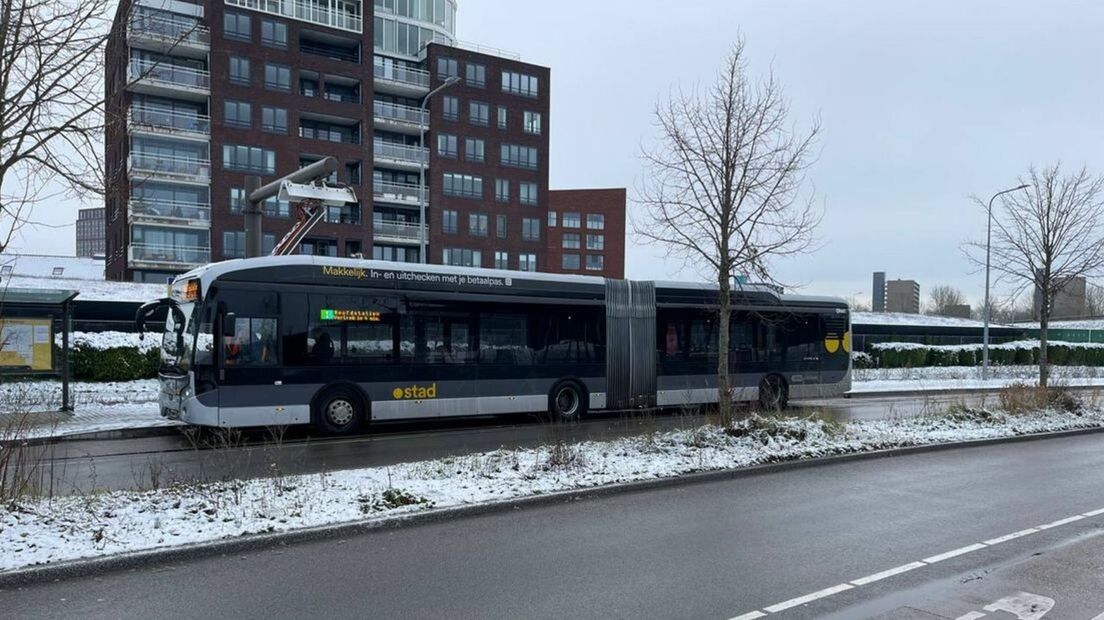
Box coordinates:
[177,256,846,308]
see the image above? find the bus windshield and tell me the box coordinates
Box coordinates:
[162,302,195,372]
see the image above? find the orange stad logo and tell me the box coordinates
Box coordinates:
[392,384,438,400]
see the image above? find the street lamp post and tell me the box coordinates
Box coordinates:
[418,75,460,264]
[982,183,1031,379]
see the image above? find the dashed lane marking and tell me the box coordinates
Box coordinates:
[726,506,1104,619]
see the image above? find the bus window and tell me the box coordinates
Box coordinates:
[346,323,395,362]
[308,327,338,363]
[225,316,278,366]
[479,313,532,365]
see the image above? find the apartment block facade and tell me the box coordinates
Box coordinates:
[105,0,624,281]
[545,189,626,278]
[75,208,107,257]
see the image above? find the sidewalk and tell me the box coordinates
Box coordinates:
[0,379,179,440]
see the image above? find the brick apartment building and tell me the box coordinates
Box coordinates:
[545,189,626,278]
[75,207,106,257]
[104,0,625,282]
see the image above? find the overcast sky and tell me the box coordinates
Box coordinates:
[13,0,1104,306]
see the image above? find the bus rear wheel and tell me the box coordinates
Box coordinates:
[758,375,788,411]
[547,381,587,423]
[314,386,366,436]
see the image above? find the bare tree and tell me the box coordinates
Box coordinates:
[967,164,1104,386]
[1085,283,1104,318]
[0,0,112,253]
[636,38,821,421]
[926,285,967,316]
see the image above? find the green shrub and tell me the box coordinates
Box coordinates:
[1013,348,1033,365]
[956,349,976,366]
[70,345,160,382]
[1048,345,1070,366]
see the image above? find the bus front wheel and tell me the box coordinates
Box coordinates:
[547,381,588,423]
[758,375,788,411]
[314,386,366,436]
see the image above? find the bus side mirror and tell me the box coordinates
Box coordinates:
[223,313,237,338]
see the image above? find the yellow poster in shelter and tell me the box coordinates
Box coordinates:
[0,318,53,371]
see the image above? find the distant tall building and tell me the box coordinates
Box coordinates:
[544,188,626,278]
[75,208,106,257]
[1034,274,1087,320]
[872,271,886,312]
[885,279,921,314]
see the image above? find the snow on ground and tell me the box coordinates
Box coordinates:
[850,366,1104,393]
[2,406,1102,573]
[55,331,157,351]
[0,380,171,438]
[3,275,164,302]
[871,339,1104,352]
[851,311,1009,328]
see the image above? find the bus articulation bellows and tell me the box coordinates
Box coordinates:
[136,256,851,434]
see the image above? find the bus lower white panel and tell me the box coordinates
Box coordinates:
[219,405,310,427]
[656,387,756,407]
[180,396,219,427]
[372,395,547,421]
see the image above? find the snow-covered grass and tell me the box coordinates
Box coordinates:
[0,379,159,412]
[3,402,1103,573]
[854,365,1104,383]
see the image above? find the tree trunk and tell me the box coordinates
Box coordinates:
[717,272,732,425]
[1039,292,1050,388]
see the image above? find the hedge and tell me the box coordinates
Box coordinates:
[69,345,160,382]
[863,340,1104,369]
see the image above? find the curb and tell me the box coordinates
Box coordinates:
[4,424,1104,587]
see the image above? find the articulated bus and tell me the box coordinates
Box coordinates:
[137,256,851,435]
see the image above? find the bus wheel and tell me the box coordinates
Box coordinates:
[314,387,366,436]
[547,381,587,423]
[758,375,788,411]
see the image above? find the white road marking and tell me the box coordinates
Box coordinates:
[727,608,768,618]
[922,543,988,564]
[725,508,1104,619]
[1036,515,1084,530]
[983,528,1039,546]
[762,584,854,613]
[850,561,927,586]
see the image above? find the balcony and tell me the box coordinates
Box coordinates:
[373,62,430,97]
[127,13,210,58]
[373,180,423,206]
[129,198,211,228]
[225,0,362,34]
[373,221,426,244]
[128,106,210,141]
[373,142,428,173]
[299,124,360,145]
[127,59,210,100]
[373,101,427,135]
[128,153,210,184]
[129,243,211,269]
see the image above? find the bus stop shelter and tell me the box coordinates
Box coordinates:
[0,288,78,411]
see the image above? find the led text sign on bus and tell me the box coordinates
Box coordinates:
[319,309,382,322]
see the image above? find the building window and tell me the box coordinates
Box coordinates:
[586,255,605,271]
[264,63,291,91]
[520,182,538,206]
[522,217,540,242]
[523,111,542,135]
[437,134,458,157]
[496,214,507,238]
[587,214,606,230]
[494,251,508,269]
[442,95,459,121]
[224,12,251,41]
[442,209,458,234]
[466,63,486,87]
[437,58,458,80]
[548,211,557,227]
[229,187,245,214]
[260,20,287,48]
[469,212,488,237]
[469,101,489,126]
[223,231,245,258]
[562,254,581,270]
[501,144,538,170]
[495,179,509,203]
[443,248,481,267]
[261,106,287,134]
[518,253,536,272]
[224,100,251,128]
[229,56,250,85]
[464,138,485,162]
[502,71,539,97]
[497,106,507,129]
[562,233,581,250]
[223,144,275,173]
[587,234,605,251]
[442,173,483,199]
[563,212,581,228]
[346,161,362,185]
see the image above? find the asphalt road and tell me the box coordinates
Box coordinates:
[5,432,1104,619]
[15,391,1047,496]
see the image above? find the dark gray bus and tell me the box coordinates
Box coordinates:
[137,256,851,434]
